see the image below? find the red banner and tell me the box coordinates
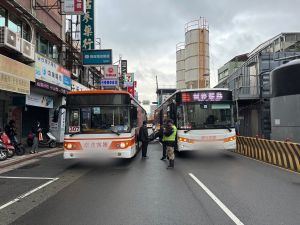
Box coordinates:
[127,86,134,96]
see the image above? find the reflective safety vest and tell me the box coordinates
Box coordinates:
[163,125,177,142]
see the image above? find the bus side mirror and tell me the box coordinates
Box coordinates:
[170,103,176,121]
[52,106,66,123]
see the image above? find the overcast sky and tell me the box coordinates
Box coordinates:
[94,0,300,107]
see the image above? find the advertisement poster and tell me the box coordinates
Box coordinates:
[124,73,134,87]
[35,53,71,92]
[26,92,54,108]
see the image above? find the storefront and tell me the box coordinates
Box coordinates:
[32,53,71,142]
[0,54,35,140]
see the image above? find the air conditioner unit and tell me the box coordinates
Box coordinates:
[0,26,21,52]
[21,38,35,61]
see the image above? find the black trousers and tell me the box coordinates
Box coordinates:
[142,141,148,157]
[162,141,167,157]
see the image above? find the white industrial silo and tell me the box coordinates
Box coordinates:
[176,42,186,90]
[184,18,210,89]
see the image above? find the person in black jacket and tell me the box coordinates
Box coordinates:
[139,120,149,158]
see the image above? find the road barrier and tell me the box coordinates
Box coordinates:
[236,136,300,173]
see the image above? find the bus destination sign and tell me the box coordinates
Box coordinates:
[182,91,231,103]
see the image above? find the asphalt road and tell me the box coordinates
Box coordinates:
[0,141,300,225]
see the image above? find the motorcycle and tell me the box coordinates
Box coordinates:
[27,129,57,148]
[0,138,8,161]
[12,136,26,156]
[0,131,15,158]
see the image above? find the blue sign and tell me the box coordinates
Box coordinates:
[101,79,118,87]
[82,50,112,65]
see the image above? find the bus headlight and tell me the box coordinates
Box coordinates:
[64,142,82,150]
[66,143,73,149]
[120,142,126,149]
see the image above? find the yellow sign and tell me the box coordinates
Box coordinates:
[0,54,35,82]
[0,71,30,95]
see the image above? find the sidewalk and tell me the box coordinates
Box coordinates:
[0,145,63,169]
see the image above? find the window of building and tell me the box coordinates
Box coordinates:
[8,14,21,33]
[22,22,32,42]
[39,36,48,55]
[0,7,6,27]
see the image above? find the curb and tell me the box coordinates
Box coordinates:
[0,148,63,169]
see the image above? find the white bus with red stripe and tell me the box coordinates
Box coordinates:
[154,89,236,151]
[61,90,146,159]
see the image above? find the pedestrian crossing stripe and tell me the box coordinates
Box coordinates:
[236,136,300,173]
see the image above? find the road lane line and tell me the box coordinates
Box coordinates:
[0,178,59,211]
[189,173,244,225]
[0,176,56,180]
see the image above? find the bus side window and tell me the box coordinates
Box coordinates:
[131,106,138,127]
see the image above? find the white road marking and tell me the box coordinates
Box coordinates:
[0,176,55,180]
[189,173,244,225]
[0,177,59,211]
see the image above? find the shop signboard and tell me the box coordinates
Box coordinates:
[104,65,118,79]
[26,92,54,108]
[127,86,134,96]
[124,73,134,87]
[0,54,34,95]
[121,60,127,75]
[82,50,112,65]
[101,79,118,87]
[71,80,89,91]
[81,0,94,50]
[35,53,71,92]
[63,0,86,15]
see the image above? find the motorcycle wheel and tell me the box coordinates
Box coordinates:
[49,141,57,148]
[0,150,8,161]
[16,146,25,156]
[7,149,15,158]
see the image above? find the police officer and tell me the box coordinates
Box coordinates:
[163,119,177,169]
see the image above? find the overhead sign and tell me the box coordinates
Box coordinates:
[26,92,54,108]
[63,0,86,15]
[124,73,134,87]
[81,0,94,50]
[121,60,127,75]
[104,65,118,79]
[101,79,118,87]
[142,100,150,105]
[71,80,89,91]
[82,50,112,65]
[35,53,71,91]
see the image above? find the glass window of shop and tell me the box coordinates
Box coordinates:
[8,14,21,33]
[39,36,48,55]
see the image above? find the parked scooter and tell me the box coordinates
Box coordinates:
[0,136,8,161]
[27,129,57,148]
[0,131,15,158]
[12,136,26,156]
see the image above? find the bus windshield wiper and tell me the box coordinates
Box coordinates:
[217,125,232,132]
[184,129,191,133]
[69,132,80,137]
[111,129,121,136]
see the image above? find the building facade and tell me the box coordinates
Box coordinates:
[0,0,93,142]
[216,33,300,139]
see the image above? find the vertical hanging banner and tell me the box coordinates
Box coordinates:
[81,0,94,50]
[124,73,134,87]
[121,60,127,75]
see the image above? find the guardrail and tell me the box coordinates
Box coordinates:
[236,136,300,173]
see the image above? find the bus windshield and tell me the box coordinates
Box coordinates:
[177,103,233,130]
[67,106,131,134]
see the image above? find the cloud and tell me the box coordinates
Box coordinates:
[94,0,300,104]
